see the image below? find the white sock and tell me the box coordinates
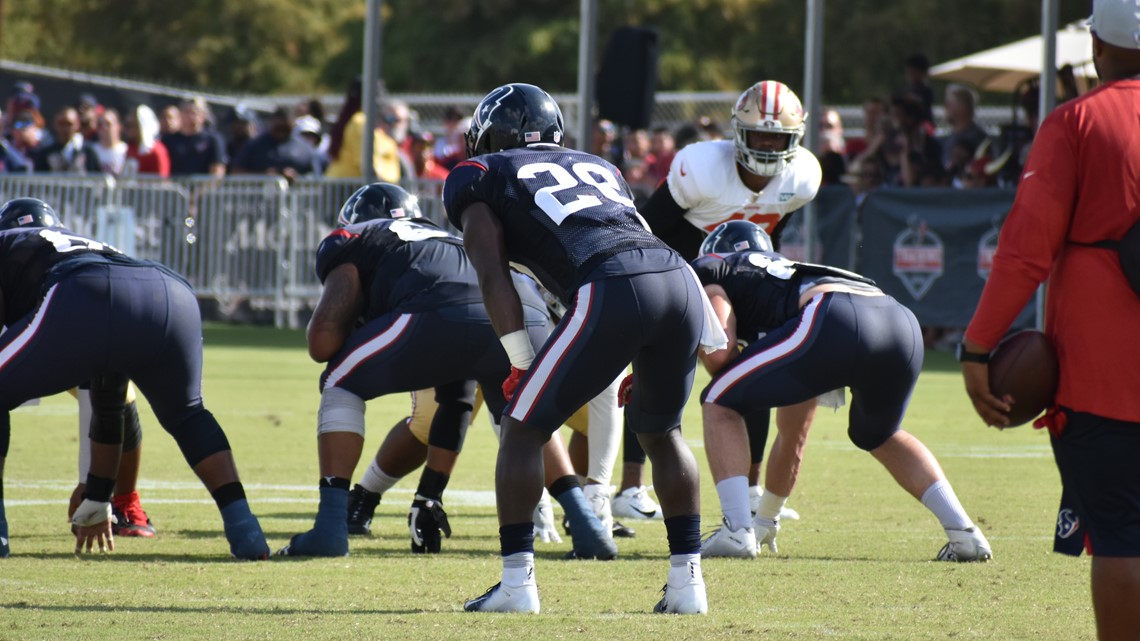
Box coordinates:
[716,476,752,531]
[503,552,535,585]
[669,553,702,585]
[921,480,973,530]
[756,489,788,521]
[585,376,623,485]
[359,461,401,495]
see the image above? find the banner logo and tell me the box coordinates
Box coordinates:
[977,214,1004,280]
[893,216,943,300]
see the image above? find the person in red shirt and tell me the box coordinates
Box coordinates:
[124,105,170,177]
[961,4,1140,638]
[409,131,449,181]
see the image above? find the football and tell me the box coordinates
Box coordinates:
[988,330,1059,427]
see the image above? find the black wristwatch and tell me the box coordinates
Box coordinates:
[955,342,990,364]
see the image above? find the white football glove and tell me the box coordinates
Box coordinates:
[532,491,561,544]
[755,517,780,554]
[71,499,115,527]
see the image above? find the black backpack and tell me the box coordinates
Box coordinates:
[1073,220,1140,296]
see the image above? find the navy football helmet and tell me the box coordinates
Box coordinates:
[337,183,422,227]
[465,83,565,158]
[699,220,775,256]
[0,197,63,231]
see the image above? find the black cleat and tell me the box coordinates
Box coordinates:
[347,484,381,536]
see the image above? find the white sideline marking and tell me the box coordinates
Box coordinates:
[3,481,498,508]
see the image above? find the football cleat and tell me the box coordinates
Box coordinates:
[408,496,451,554]
[565,514,618,560]
[653,561,708,615]
[612,521,637,538]
[0,517,9,558]
[612,486,663,520]
[937,527,993,562]
[700,518,757,558]
[347,484,381,536]
[224,516,270,561]
[753,516,780,554]
[111,492,156,538]
[274,529,348,558]
[464,578,540,614]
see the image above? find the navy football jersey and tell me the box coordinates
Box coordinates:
[0,227,129,326]
[691,251,878,341]
[315,218,487,321]
[443,144,684,304]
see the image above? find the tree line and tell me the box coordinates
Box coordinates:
[3,0,1089,102]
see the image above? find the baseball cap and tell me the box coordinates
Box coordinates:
[1088,0,1140,50]
[293,114,322,136]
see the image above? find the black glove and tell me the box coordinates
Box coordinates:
[408,494,451,554]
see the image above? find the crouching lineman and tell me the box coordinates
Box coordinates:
[449,83,722,614]
[695,221,991,561]
[0,198,269,559]
[278,183,615,560]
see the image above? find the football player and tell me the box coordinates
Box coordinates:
[0,198,269,559]
[634,80,822,523]
[448,83,722,614]
[279,183,615,559]
[69,383,156,538]
[694,221,991,562]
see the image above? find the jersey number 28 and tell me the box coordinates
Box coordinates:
[518,162,634,225]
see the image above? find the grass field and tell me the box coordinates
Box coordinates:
[1,324,1092,640]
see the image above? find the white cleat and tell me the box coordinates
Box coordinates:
[654,561,708,615]
[464,577,540,613]
[937,527,993,562]
[753,516,780,554]
[583,484,615,534]
[613,486,663,520]
[700,519,757,558]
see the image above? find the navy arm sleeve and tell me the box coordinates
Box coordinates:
[640,180,687,237]
[443,160,491,230]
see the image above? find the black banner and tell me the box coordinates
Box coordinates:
[777,185,858,270]
[859,188,1036,328]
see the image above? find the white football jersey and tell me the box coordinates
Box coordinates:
[666,140,822,234]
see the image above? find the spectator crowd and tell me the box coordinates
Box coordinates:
[0,55,1045,197]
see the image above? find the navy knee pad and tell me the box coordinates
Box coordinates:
[89,373,129,446]
[122,401,143,452]
[848,423,896,452]
[165,405,232,467]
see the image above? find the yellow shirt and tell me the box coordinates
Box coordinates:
[326,111,401,182]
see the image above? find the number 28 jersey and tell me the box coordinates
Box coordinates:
[444,145,685,304]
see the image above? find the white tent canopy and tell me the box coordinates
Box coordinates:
[930,21,1095,93]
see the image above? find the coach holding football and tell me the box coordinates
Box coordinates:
[960,3,1140,639]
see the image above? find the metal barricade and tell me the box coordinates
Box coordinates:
[0,173,113,241]
[180,176,291,327]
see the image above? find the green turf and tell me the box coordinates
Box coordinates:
[1,325,1092,640]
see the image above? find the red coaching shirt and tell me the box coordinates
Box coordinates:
[966,80,1140,423]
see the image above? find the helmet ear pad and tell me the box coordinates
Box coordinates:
[465,83,565,157]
